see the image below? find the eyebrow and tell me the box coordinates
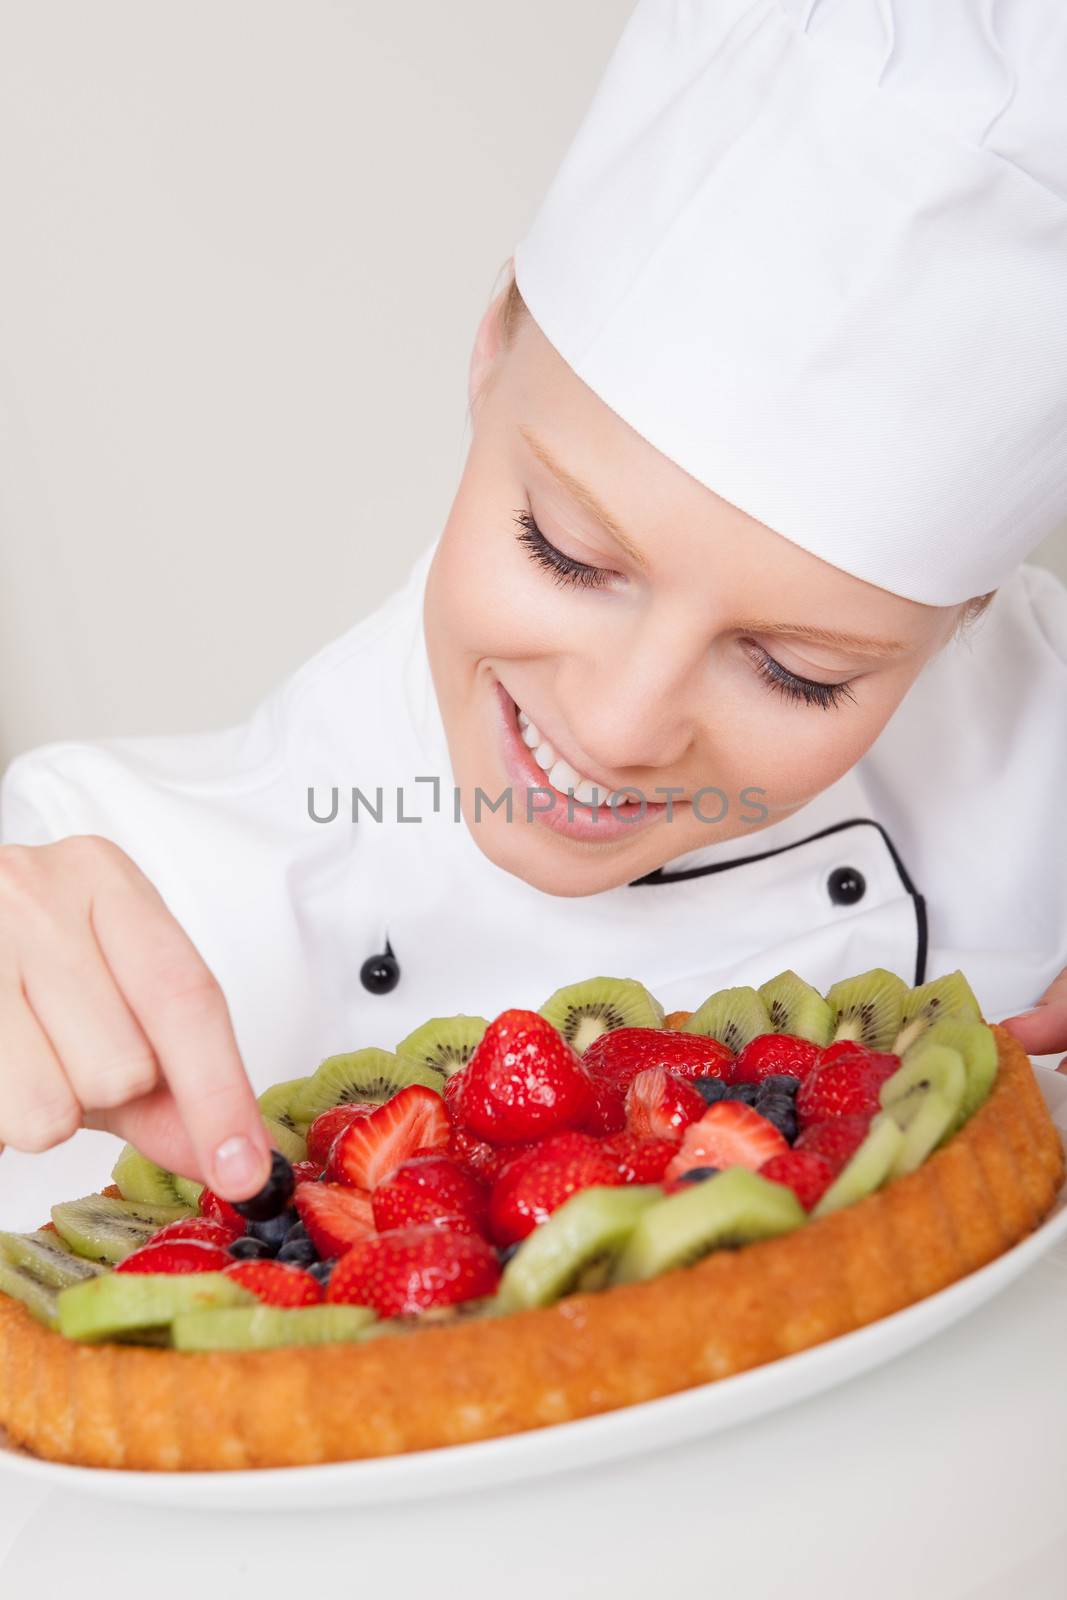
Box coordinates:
[519,425,908,659]
[519,424,651,571]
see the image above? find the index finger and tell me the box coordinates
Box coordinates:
[88,865,273,1200]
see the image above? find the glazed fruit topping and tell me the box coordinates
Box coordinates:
[624,1068,706,1140]
[488,1131,623,1245]
[796,1051,900,1127]
[664,1102,790,1183]
[231,1150,296,1222]
[582,1027,734,1091]
[371,1154,489,1236]
[458,1009,595,1144]
[325,1225,501,1318]
[224,1259,324,1308]
[732,1033,821,1084]
[115,1239,235,1275]
[758,1150,836,1211]
[600,1133,678,1184]
[294,1182,374,1259]
[327,1085,449,1190]
[306,1104,375,1169]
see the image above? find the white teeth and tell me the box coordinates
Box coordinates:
[547,757,582,794]
[521,720,541,749]
[573,777,600,805]
[517,709,529,729]
[533,740,556,772]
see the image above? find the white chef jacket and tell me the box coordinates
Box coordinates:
[2,539,1065,1224]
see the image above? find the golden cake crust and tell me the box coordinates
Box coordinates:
[0,1025,1062,1472]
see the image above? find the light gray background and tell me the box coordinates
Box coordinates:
[1,1,1065,771]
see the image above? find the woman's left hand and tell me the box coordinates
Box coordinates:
[998,969,1067,1073]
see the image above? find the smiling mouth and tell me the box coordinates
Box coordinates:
[502,684,667,813]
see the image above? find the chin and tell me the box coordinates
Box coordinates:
[460,808,640,898]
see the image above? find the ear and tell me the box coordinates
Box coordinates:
[468,262,514,418]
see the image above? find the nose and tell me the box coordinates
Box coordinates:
[561,632,701,778]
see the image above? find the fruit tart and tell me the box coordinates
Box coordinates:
[0,966,1062,1472]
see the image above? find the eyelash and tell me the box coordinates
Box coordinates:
[512,507,857,710]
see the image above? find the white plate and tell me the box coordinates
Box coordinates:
[3,1066,1066,1511]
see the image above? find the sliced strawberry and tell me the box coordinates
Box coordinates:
[199,1187,245,1234]
[625,1067,706,1140]
[664,1102,789,1182]
[447,1125,534,1187]
[327,1084,449,1190]
[290,1159,324,1185]
[794,1114,871,1174]
[326,1226,500,1318]
[601,1132,676,1184]
[758,1150,836,1211]
[796,1056,894,1127]
[294,1181,374,1259]
[146,1217,241,1249]
[732,1034,822,1085]
[223,1259,324,1307]
[371,1154,489,1236]
[582,1027,734,1093]
[459,1009,594,1144]
[115,1239,234,1274]
[488,1131,624,1246]
[306,1103,376,1169]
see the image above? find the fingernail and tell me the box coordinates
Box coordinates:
[213,1135,268,1197]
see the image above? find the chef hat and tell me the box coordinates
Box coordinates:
[512,0,1067,606]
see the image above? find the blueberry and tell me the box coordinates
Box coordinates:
[277,1237,318,1265]
[231,1149,296,1222]
[307,1259,336,1285]
[729,1083,760,1106]
[247,1212,293,1249]
[760,1074,801,1095]
[676,1166,719,1185]
[283,1221,309,1245]
[227,1235,272,1260]
[693,1077,730,1104]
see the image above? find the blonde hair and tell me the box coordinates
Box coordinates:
[492,267,997,632]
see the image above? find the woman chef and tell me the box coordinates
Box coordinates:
[1,0,1066,1225]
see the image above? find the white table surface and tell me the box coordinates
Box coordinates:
[3,1061,1066,1600]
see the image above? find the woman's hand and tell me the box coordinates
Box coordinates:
[0,836,272,1198]
[998,969,1067,1074]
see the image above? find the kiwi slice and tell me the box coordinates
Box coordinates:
[682,986,771,1054]
[757,970,834,1045]
[826,968,909,1050]
[498,1185,661,1312]
[893,971,982,1055]
[57,1271,254,1343]
[916,1018,997,1121]
[262,1114,308,1164]
[886,1088,958,1177]
[394,1015,489,1080]
[538,977,665,1054]
[0,1231,106,1329]
[51,1195,192,1265]
[612,1168,806,1285]
[171,1302,376,1350]
[111,1144,188,1207]
[173,1176,205,1209]
[878,1042,968,1133]
[810,1111,904,1218]
[258,1077,312,1135]
[291,1048,443,1124]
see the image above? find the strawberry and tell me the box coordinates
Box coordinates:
[732,1034,822,1085]
[306,1103,376,1168]
[625,1067,706,1140]
[224,1259,324,1307]
[146,1217,241,1249]
[488,1131,623,1245]
[115,1238,234,1274]
[371,1154,489,1236]
[664,1103,789,1183]
[582,1027,734,1093]
[327,1084,449,1190]
[291,1159,325,1185]
[294,1181,374,1259]
[796,1057,893,1127]
[818,1041,904,1071]
[794,1114,871,1174]
[601,1132,676,1184]
[582,1075,628,1136]
[326,1226,500,1318]
[447,1125,534,1187]
[759,1150,836,1211]
[443,1068,469,1123]
[459,1009,595,1144]
[199,1187,245,1234]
